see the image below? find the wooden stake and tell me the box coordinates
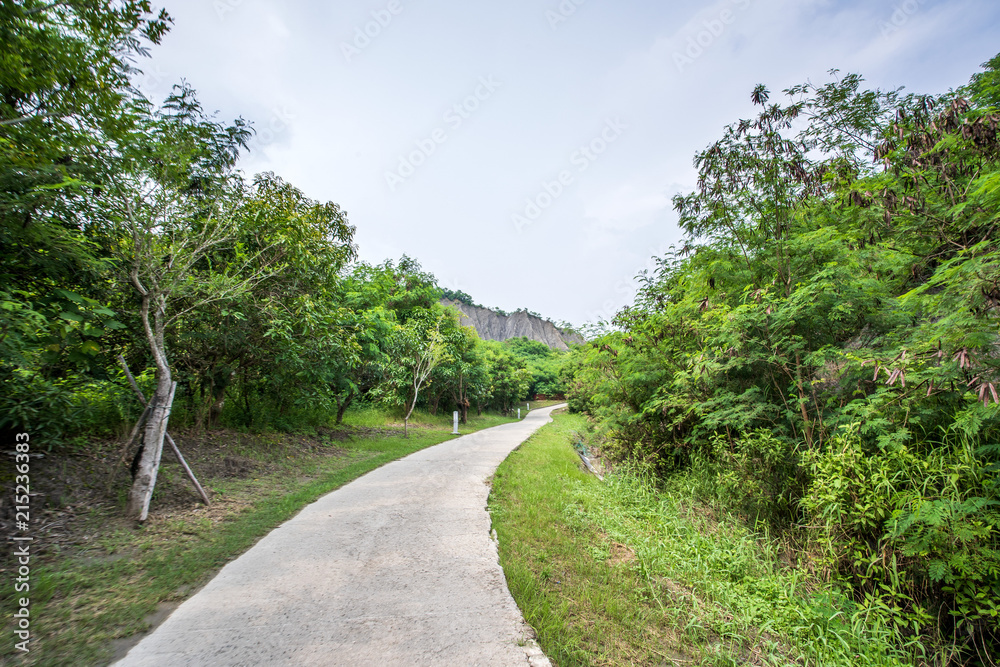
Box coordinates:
[164,432,211,507]
[117,355,211,506]
[105,401,152,493]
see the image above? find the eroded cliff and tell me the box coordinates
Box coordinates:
[441,299,584,351]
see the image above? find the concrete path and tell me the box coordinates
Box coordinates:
[114,406,564,667]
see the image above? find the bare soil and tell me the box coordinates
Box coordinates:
[0,425,363,567]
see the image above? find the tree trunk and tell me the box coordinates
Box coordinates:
[208,394,225,428]
[204,366,235,428]
[404,387,419,439]
[458,373,468,424]
[127,379,176,521]
[207,370,232,428]
[335,391,353,425]
[452,393,470,425]
[127,290,176,521]
[794,351,813,449]
[241,367,252,420]
[117,354,210,507]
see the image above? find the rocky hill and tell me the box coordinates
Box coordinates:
[441,299,584,351]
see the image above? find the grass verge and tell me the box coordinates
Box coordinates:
[489,412,915,666]
[2,408,516,667]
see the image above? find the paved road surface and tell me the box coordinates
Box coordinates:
[113,407,563,666]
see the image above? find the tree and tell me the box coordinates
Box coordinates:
[969,53,1000,109]
[0,0,172,305]
[103,85,257,520]
[431,314,484,424]
[392,313,449,437]
[0,0,170,442]
[481,342,531,415]
[504,337,568,398]
[569,59,1000,660]
[170,172,357,428]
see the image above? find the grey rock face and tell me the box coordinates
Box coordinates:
[442,299,584,351]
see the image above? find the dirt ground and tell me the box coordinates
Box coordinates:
[0,425,365,566]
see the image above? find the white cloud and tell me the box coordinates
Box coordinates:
[581,181,672,231]
[140,0,1000,325]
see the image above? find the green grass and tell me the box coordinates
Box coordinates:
[489,411,687,666]
[342,404,526,430]
[489,412,915,666]
[2,408,517,667]
[340,404,393,428]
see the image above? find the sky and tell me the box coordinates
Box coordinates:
[134,0,1000,328]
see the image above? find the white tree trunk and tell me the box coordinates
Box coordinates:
[127,292,177,521]
[127,379,176,521]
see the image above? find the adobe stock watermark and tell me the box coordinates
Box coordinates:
[584,299,622,331]
[877,0,927,38]
[213,0,245,21]
[341,0,405,63]
[585,243,672,326]
[673,0,752,73]
[546,0,587,30]
[384,76,502,192]
[247,106,296,159]
[614,244,672,299]
[439,276,471,300]
[511,118,627,234]
[11,432,33,653]
[133,64,172,99]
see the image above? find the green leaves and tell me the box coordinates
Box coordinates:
[569,56,1000,659]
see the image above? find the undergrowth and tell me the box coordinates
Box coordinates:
[491,412,936,666]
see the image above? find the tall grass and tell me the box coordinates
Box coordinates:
[491,413,917,666]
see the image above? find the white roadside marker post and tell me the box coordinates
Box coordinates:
[453,411,460,435]
[517,408,521,419]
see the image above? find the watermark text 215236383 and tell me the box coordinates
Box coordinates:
[11,432,32,653]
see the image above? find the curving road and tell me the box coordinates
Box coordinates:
[113,406,563,666]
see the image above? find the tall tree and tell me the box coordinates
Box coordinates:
[0,0,170,441]
[170,172,356,427]
[103,84,256,520]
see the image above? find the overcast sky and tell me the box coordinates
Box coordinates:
[135,0,1000,327]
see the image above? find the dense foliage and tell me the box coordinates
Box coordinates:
[503,336,571,398]
[568,59,1000,664]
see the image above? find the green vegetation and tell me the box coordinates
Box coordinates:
[503,337,574,398]
[492,413,927,665]
[8,3,997,666]
[3,407,517,667]
[564,57,1000,664]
